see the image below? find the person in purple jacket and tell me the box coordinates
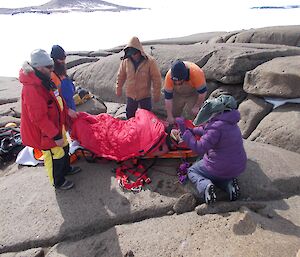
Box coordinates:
[177,94,247,204]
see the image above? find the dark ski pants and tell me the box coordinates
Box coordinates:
[188,159,234,199]
[42,145,71,187]
[126,97,152,119]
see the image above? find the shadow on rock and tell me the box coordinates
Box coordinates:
[232,201,300,238]
[144,158,189,197]
[238,160,284,201]
[51,160,131,257]
[255,199,300,237]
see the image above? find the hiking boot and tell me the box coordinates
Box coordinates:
[204,183,216,204]
[227,178,240,201]
[56,180,74,190]
[66,166,81,176]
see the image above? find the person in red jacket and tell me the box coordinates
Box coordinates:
[19,49,81,190]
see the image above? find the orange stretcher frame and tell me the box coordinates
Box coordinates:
[143,149,197,159]
[35,147,196,165]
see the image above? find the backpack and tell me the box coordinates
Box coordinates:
[0,127,24,164]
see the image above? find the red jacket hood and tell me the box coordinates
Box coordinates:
[19,62,40,87]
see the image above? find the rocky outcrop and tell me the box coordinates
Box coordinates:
[238,95,273,138]
[75,97,107,115]
[69,26,300,153]
[0,77,22,126]
[2,26,300,153]
[248,104,300,153]
[226,25,300,46]
[65,55,99,70]
[244,55,300,98]
[0,141,299,256]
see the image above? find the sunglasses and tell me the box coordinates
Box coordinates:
[45,65,54,70]
[171,77,184,83]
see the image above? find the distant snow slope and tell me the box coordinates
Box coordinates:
[0,0,143,15]
[251,5,300,9]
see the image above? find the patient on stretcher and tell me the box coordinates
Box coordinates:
[70,109,196,161]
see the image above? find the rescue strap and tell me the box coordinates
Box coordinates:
[72,148,105,163]
[115,158,157,193]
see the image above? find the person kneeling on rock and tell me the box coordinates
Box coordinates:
[176,95,247,204]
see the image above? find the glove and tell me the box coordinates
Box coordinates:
[175,117,186,134]
[193,126,205,136]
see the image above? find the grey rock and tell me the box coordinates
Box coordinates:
[142,31,227,45]
[0,77,21,104]
[67,62,92,81]
[195,201,266,216]
[202,43,300,84]
[76,97,107,115]
[72,43,300,115]
[227,25,300,47]
[105,102,125,116]
[45,197,300,257]
[67,50,112,58]
[242,140,300,198]
[208,30,242,43]
[0,247,44,257]
[238,95,273,138]
[0,102,20,117]
[173,193,197,214]
[249,103,300,154]
[209,84,247,105]
[0,116,20,127]
[66,55,99,69]
[244,56,300,98]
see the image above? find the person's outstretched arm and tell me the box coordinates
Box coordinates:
[182,128,220,156]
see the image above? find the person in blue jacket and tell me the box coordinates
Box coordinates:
[50,45,76,111]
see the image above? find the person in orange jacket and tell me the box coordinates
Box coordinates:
[116,36,162,119]
[164,60,207,125]
[50,45,77,111]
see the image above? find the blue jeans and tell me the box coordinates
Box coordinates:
[126,97,152,119]
[187,159,234,198]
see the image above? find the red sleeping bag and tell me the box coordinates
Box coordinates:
[71,109,167,161]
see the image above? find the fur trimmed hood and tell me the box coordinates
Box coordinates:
[20,62,34,75]
[19,62,39,87]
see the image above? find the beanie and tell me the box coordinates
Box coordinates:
[78,88,89,99]
[30,49,54,68]
[171,60,188,81]
[50,45,66,60]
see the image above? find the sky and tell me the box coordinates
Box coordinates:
[0,0,299,77]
